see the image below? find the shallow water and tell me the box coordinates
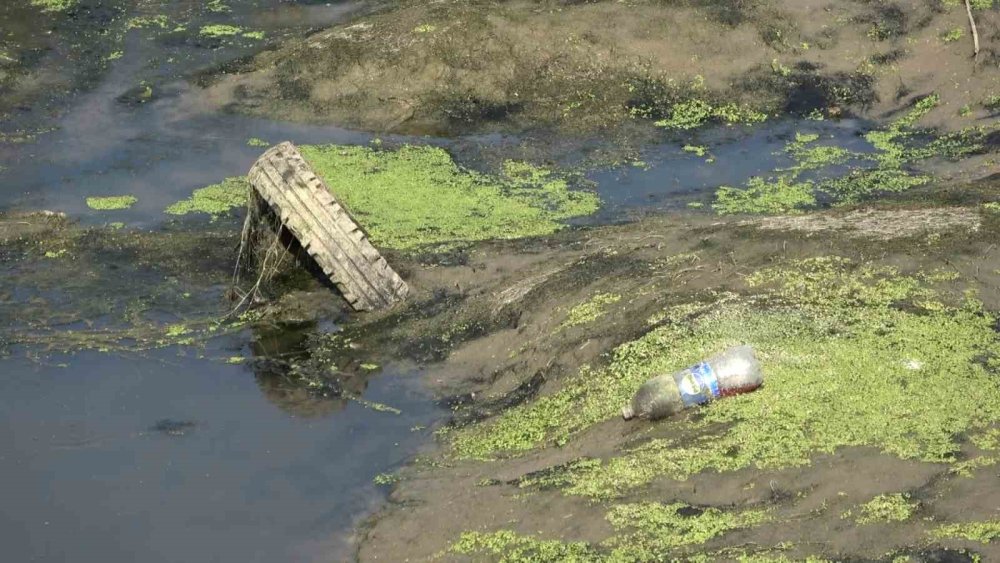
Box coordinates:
[0,351,439,563]
[0,1,902,562]
[584,118,875,221]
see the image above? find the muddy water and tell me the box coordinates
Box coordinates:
[0,2,914,562]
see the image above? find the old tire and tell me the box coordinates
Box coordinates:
[247,141,409,311]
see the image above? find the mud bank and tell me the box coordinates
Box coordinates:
[318,193,1000,561]
[207,0,1000,137]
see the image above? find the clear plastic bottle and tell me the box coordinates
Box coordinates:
[621,345,763,420]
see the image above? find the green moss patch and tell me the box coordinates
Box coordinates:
[86,196,137,210]
[713,95,989,215]
[452,257,1000,500]
[165,177,248,217]
[298,144,599,250]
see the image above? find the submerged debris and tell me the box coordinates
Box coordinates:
[242,141,409,312]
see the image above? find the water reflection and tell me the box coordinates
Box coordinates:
[250,322,371,418]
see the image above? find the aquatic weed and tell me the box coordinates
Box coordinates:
[298,144,599,251]
[932,521,1000,543]
[604,503,771,561]
[452,257,1000,501]
[165,177,248,217]
[30,0,75,12]
[845,494,917,525]
[449,530,597,562]
[87,196,137,210]
[200,24,244,37]
[562,293,622,328]
[715,94,988,214]
[655,99,766,130]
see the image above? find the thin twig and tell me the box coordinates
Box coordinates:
[966,0,980,61]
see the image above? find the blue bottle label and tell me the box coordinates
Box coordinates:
[673,362,720,407]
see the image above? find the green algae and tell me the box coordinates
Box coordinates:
[206,0,230,13]
[970,428,1000,450]
[450,530,597,562]
[932,521,1000,543]
[845,494,917,525]
[562,293,622,329]
[448,503,768,562]
[452,257,1000,500]
[200,24,244,37]
[30,0,75,13]
[655,99,767,130]
[298,144,599,250]
[165,177,248,217]
[127,16,170,30]
[199,25,264,40]
[603,503,771,561]
[941,28,965,43]
[86,196,137,211]
[714,176,816,215]
[713,95,989,214]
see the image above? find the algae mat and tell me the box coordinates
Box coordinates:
[167,144,600,251]
[442,256,1000,560]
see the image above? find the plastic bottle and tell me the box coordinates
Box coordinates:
[621,345,763,420]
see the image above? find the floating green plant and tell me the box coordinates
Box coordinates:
[932,520,1000,543]
[86,196,137,210]
[165,177,248,217]
[199,24,243,37]
[604,502,770,560]
[30,0,75,12]
[655,99,767,130]
[845,494,917,525]
[298,144,599,250]
[450,530,596,562]
[713,95,988,214]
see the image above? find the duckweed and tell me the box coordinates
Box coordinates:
[449,503,769,562]
[86,196,137,210]
[127,15,170,30]
[932,520,1000,543]
[199,24,244,37]
[655,99,767,130]
[165,177,248,217]
[562,293,622,328]
[604,503,771,561]
[298,144,599,250]
[714,94,987,214]
[30,0,75,12]
[450,530,597,562]
[847,494,917,524]
[452,257,1000,500]
[714,176,815,215]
